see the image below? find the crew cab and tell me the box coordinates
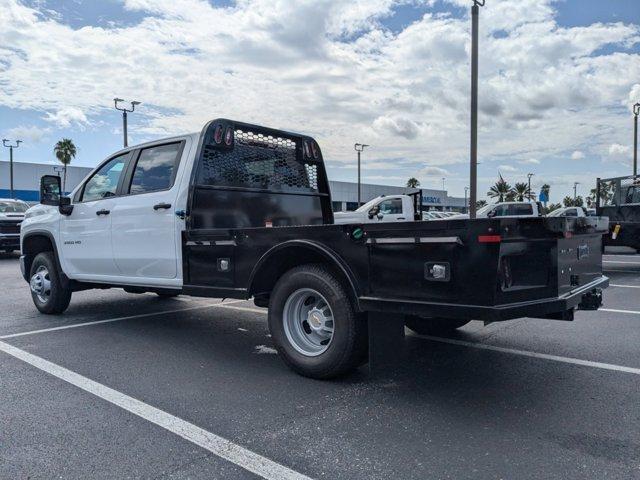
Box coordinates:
[333,193,421,224]
[0,198,29,253]
[21,119,609,378]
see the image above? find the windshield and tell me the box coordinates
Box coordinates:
[355,197,384,213]
[0,200,28,213]
[547,208,565,217]
[476,204,493,215]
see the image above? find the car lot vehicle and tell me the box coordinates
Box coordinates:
[452,201,543,219]
[333,192,421,224]
[20,119,609,378]
[597,175,640,251]
[0,198,28,253]
[547,206,587,218]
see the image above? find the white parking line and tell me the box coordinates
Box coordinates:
[415,335,640,375]
[600,308,640,315]
[0,340,312,480]
[603,260,640,265]
[0,300,245,340]
[610,284,640,289]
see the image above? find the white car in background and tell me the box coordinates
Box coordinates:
[547,207,587,218]
[0,198,29,253]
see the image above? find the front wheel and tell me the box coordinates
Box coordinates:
[268,264,367,379]
[405,316,470,336]
[29,252,72,314]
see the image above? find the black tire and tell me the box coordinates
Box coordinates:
[405,316,470,336]
[29,252,72,314]
[268,264,367,379]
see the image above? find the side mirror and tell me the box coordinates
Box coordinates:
[376,213,384,220]
[368,205,380,219]
[40,175,61,206]
[487,210,496,218]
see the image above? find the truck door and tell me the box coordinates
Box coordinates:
[60,153,130,277]
[377,197,405,222]
[110,141,186,280]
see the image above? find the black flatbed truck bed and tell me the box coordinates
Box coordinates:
[177,119,608,377]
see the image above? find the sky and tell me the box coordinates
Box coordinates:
[0,0,639,203]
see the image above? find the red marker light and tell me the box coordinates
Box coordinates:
[213,125,223,144]
[478,235,502,243]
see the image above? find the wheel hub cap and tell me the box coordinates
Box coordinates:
[282,288,335,357]
[30,266,51,303]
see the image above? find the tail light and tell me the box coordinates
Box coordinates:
[478,235,501,243]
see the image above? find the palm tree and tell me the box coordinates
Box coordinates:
[476,199,487,209]
[513,182,530,201]
[487,174,512,202]
[406,177,420,188]
[54,138,77,193]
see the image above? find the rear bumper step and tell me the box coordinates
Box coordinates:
[359,276,610,322]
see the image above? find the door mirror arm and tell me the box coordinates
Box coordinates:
[59,196,74,216]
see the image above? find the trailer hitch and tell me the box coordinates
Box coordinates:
[578,289,603,311]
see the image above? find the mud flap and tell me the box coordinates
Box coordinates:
[367,311,406,377]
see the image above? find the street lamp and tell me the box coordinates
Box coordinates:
[527,173,534,200]
[114,98,141,147]
[573,182,580,201]
[354,143,369,206]
[469,0,485,219]
[633,102,639,176]
[2,139,22,199]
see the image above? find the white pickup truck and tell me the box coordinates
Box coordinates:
[0,198,28,253]
[453,201,543,219]
[333,193,421,224]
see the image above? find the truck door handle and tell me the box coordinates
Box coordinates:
[398,217,405,220]
[96,209,110,216]
[153,203,172,210]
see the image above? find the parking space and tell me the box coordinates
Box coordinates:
[2,251,640,479]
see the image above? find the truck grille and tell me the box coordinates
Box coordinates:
[0,220,21,234]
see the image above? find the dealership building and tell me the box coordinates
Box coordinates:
[1,160,466,211]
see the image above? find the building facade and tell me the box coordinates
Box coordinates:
[1,161,467,211]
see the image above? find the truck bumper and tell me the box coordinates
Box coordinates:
[358,275,609,322]
[0,234,20,250]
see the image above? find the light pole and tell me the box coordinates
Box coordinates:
[2,139,22,199]
[573,182,579,202]
[469,0,485,219]
[633,102,639,176]
[354,143,369,206]
[464,186,469,213]
[114,98,141,147]
[527,173,534,200]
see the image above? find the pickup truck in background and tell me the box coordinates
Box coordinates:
[333,192,422,224]
[548,207,595,218]
[452,201,543,219]
[21,119,609,378]
[0,198,29,254]
[597,175,640,252]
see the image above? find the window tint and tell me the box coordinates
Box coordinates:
[81,154,127,202]
[130,143,181,194]
[379,198,403,214]
[565,209,578,217]
[508,204,533,216]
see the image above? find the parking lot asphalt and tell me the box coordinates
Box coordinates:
[1,250,640,479]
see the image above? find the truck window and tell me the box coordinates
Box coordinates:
[129,143,181,195]
[81,154,127,202]
[565,209,578,217]
[492,204,510,217]
[508,204,533,216]
[378,198,403,214]
[625,186,640,204]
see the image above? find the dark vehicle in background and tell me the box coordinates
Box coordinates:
[0,198,28,254]
[596,175,640,251]
[21,119,609,379]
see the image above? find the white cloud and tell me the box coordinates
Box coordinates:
[606,143,631,164]
[519,158,540,165]
[418,166,450,176]
[571,150,585,160]
[44,107,89,129]
[0,0,638,192]
[4,125,50,143]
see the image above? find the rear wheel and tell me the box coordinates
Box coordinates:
[268,264,367,379]
[29,252,72,314]
[405,316,470,336]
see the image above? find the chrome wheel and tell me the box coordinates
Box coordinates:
[282,288,335,356]
[30,265,52,303]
